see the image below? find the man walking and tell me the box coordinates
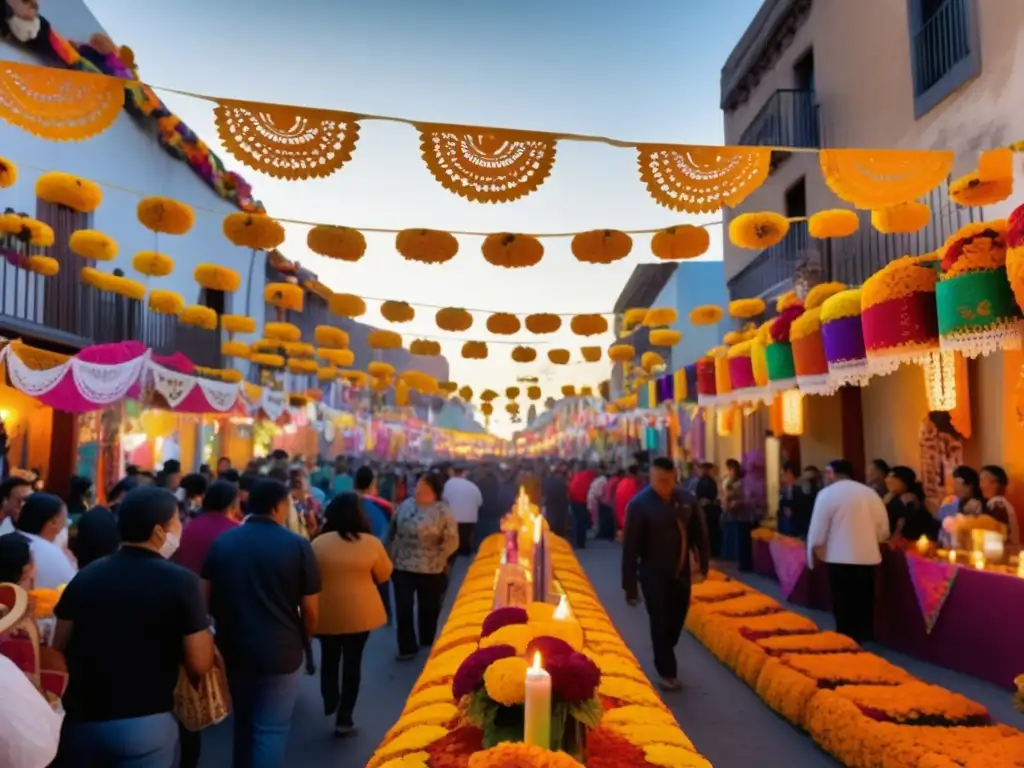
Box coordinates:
[806,459,890,643]
[442,463,483,556]
[622,457,710,691]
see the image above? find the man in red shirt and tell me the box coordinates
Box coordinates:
[615,465,643,536]
[568,464,597,549]
[173,480,241,575]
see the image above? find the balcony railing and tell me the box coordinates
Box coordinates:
[913,0,972,96]
[739,89,820,150]
[727,221,811,301]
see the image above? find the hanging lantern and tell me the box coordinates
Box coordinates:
[695,356,717,407]
[780,389,805,435]
[922,350,958,411]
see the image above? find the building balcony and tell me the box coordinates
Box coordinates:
[739,89,820,153]
[727,221,810,301]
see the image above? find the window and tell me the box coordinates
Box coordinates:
[785,177,807,219]
[793,49,815,92]
[908,0,980,118]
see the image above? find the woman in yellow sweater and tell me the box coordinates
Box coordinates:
[311,492,393,737]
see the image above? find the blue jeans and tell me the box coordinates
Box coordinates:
[228,670,301,768]
[56,712,177,767]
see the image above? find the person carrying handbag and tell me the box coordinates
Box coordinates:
[621,457,710,692]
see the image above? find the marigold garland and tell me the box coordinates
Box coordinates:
[0,157,17,188]
[729,298,766,319]
[462,341,488,359]
[649,329,682,347]
[479,389,499,402]
[860,254,938,309]
[220,315,256,335]
[641,351,664,370]
[729,212,790,250]
[35,172,103,213]
[264,282,304,312]
[949,169,1013,208]
[872,202,931,234]
[480,402,493,416]
[527,385,541,400]
[314,326,349,348]
[548,349,570,365]
[24,256,58,277]
[581,346,603,362]
[644,307,677,327]
[69,230,118,261]
[287,358,318,375]
[436,307,473,332]
[222,340,250,359]
[409,339,442,356]
[23,218,54,247]
[179,305,218,331]
[80,268,146,301]
[650,224,710,260]
[486,313,520,335]
[608,344,635,363]
[525,313,562,334]
[148,289,184,315]
[132,251,174,278]
[438,381,458,395]
[396,229,459,265]
[481,233,544,268]
[808,209,860,239]
[329,293,367,318]
[571,229,633,264]
[690,305,724,326]
[569,314,608,336]
[283,341,316,358]
[368,330,403,350]
[804,281,847,310]
[368,726,449,768]
[137,197,195,235]
[223,213,286,251]
[264,322,302,342]
[468,743,582,768]
[343,370,369,386]
[381,300,415,323]
[622,308,647,329]
[458,386,473,400]
[307,225,366,261]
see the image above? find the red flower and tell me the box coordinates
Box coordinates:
[480,607,528,639]
[942,238,966,272]
[586,726,647,768]
[525,635,575,663]
[770,304,804,343]
[425,724,483,768]
[1008,203,1024,248]
[546,651,601,703]
[452,644,517,699]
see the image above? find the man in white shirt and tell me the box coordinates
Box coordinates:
[15,493,77,589]
[806,459,890,643]
[443,465,483,556]
[0,477,33,536]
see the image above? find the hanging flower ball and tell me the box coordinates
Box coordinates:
[282,341,316,359]
[548,349,570,364]
[689,305,724,326]
[526,386,542,400]
[222,341,250,358]
[409,339,441,356]
[580,386,594,396]
[262,322,301,342]
[319,348,354,367]
[381,300,415,323]
[195,263,241,292]
[223,213,285,251]
[36,172,102,213]
[148,289,183,315]
[287,358,318,375]
[580,346,602,362]
[458,385,473,400]
[480,402,494,416]
[481,233,544,268]
[487,313,521,335]
[723,330,744,345]
[21,218,53,247]
[251,353,285,369]
[307,225,366,261]
[950,169,1013,208]
[644,307,677,327]
[342,371,368,387]
[510,346,537,363]
[561,385,576,397]
[808,209,860,239]
[569,314,609,336]
[776,290,802,312]
[264,282,304,312]
[24,256,58,277]
[871,202,931,234]
[728,298,766,319]
[525,313,561,334]
[650,224,710,261]
[396,229,459,265]
[131,251,174,278]
[220,315,256,335]
[462,341,488,359]
[370,376,392,393]
[436,307,473,332]
[315,326,349,348]
[608,344,635,363]
[0,157,18,188]
[622,308,648,330]
[650,329,682,346]
[318,367,340,382]
[81,269,146,300]
[137,196,194,235]
[480,390,499,402]
[329,293,366,318]
[641,351,665,370]
[505,402,519,415]
[805,281,847,310]
[571,229,633,264]
[728,212,790,250]
[368,361,395,378]
[179,305,218,330]
[368,330,403,350]
[69,230,118,261]
[505,386,520,400]
[439,381,458,395]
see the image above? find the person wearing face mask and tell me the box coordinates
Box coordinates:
[49,487,214,767]
[14,493,76,590]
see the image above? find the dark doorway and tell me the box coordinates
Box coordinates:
[793,48,815,91]
[785,177,807,219]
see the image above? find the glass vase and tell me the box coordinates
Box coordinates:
[560,717,588,762]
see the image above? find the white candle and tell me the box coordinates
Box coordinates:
[553,595,573,621]
[523,652,551,749]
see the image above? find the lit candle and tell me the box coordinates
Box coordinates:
[523,652,551,749]
[553,594,573,622]
[948,549,958,565]
[915,536,930,556]
[971,551,985,570]
[1017,558,1024,579]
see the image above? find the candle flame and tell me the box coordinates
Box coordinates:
[948,549,957,564]
[553,595,572,621]
[533,515,542,543]
[532,651,542,671]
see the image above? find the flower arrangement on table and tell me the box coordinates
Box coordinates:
[368,531,712,768]
[686,572,1024,768]
[940,512,1007,551]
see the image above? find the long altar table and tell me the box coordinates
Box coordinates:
[751,532,1024,689]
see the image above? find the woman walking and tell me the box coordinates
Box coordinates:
[312,492,392,737]
[387,474,458,660]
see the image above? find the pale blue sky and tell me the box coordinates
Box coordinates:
[83,0,762,435]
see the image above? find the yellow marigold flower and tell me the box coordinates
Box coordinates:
[469,742,583,767]
[872,202,930,234]
[728,212,790,250]
[598,676,665,706]
[643,744,714,768]
[533,619,584,651]
[482,656,528,706]
[804,281,846,310]
[480,623,533,655]
[950,168,1013,208]
[808,209,860,239]
[689,305,723,326]
[377,753,430,768]
[526,602,557,624]
[386,703,458,740]
[602,705,678,728]
[137,196,194,235]
[367,726,446,767]
[820,289,862,324]
[402,685,454,716]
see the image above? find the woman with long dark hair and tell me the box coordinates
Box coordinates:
[311,492,392,737]
[885,466,938,541]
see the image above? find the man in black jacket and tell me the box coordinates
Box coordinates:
[622,456,710,690]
